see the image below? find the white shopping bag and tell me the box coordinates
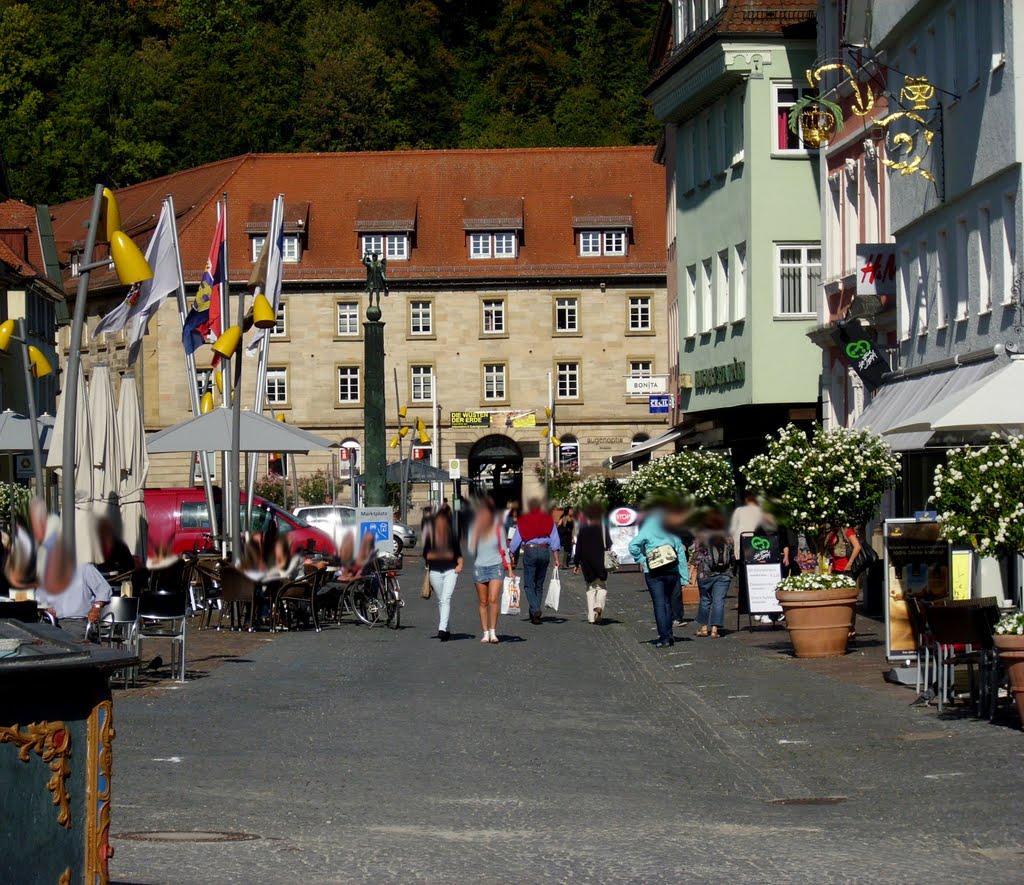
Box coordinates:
[544,568,561,611]
[501,576,521,615]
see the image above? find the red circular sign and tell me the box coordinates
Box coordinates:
[610,507,636,527]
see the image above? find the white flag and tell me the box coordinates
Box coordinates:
[93,200,179,364]
[246,195,285,355]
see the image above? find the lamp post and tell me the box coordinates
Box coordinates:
[62,185,152,557]
[0,318,54,491]
[362,253,388,507]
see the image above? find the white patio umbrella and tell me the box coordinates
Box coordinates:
[88,365,121,525]
[885,357,1024,436]
[46,369,98,562]
[117,375,148,558]
[146,407,337,454]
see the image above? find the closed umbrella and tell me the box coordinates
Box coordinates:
[117,375,148,558]
[88,365,121,524]
[46,369,97,562]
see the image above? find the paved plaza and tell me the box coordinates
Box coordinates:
[110,567,1024,884]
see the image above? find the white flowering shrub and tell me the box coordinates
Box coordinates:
[564,476,625,510]
[621,450,734,508]
[743,424,901,547]
[995,610,1024,636]
[776,572,857,592]
[0,482,31,531]
[933,435,1024,559]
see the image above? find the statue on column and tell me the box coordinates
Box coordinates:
[363,252,389,320]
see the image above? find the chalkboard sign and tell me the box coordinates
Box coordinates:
[737,532,782,616]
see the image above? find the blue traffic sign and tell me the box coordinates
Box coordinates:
[360,521,391,542]
[649,395,671,414]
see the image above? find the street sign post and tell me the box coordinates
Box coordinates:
[448,458,461,480]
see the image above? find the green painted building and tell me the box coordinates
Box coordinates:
[646,1,822,467]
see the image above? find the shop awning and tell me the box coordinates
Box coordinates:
[853,359,997,450]
[462,197,524,231]
[354,198,418,232]
[606,427,682,468]
[245,201,310,234]
[571,195,633,229]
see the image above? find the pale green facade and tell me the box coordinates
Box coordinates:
[650,39,822,422]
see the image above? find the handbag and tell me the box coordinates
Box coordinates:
[603,524,618,571]
[421,570,432,599]
[847,538,878,578]
[646,543,678,571]
[501,576,521,615]
[544,568,561,611]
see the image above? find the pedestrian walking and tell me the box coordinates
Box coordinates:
[729,491,763,558]
[423,505,463,641]
[628,505,689,648]
[557,507,576,557]
[692,511,734,639]
[573,502,609,624]
[509,497,561,625]
[469,498,513,644]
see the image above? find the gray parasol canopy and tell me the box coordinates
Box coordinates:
[146,407,337,454]
[0,410,54,453]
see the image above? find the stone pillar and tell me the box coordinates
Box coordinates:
[362,308,387,507]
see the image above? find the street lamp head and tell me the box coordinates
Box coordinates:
[101,188,122,243]
[109,231,154,285]
[212,325,242,358]
[200,391,215,414]
[252,293,277,329]
[0,319,15,352]
[418,429,431,445]
[27,346,53,378]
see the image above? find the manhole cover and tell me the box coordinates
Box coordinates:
[768,797,847,806]
[115,831,260,843]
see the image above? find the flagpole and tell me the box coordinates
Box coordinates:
[245,194,284,529]
[167,194,219,541]
[219,194,232,559]
[228,191,246,562]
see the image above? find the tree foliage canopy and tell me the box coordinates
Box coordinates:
[0,0,661,204]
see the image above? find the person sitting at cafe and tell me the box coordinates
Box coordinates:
[37,549,112,642]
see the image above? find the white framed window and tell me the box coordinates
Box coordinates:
[773,84,815,153]
[336,301,360,337]
[362,233,409,260]
[337,366,360,403]
[702,112,714,181]
[992,0,1006,69]
[630,433,651,472]
[482,299,505,334]
[470,233,491,259]
[629,359,652,378]
[558,434,580,474]
[775,244,821,316]
[579,230,627,257]
[979,206,992,312]
[685,264,697,336]
[716,249,729,327]
[733,242,747,322]
[495,232,517,257]
[955,219,969,320]
[270,302,287,337]
[556,361,580,400]
[1002,192,1016,304]
[628,295,652,332]
[194,368,213,396]
[555,297,578,333]
[917,239,930,333]
[701,258,713,330]
[844,175,859,275]
[266,368,288,405]
[898,247,912,339]
[682,123,695,192]
[338,439,360,477]
[253,235,301,262]
[409,300,433,335]
[936,228,950,327]
[731,89,745,165]
[483,363,506,401]
[70,253,80,277]
[411,365,434,402]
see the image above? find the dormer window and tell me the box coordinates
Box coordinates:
[246,201,309,264]
[469,232,518,259]
[463,197,523,261]
[572,195,633,258]
[252,234,301,263]
[361,234,409,261]
[579,230,627,257]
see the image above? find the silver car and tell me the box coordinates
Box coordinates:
[292,505,416,555]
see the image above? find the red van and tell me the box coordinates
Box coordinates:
[144,487,335,556]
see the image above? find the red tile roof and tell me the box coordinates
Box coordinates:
[50,148,665,293]
[0,198,46,277]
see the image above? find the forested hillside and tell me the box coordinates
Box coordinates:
[0,0,661,204]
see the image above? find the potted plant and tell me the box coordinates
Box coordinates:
[993,610,1024,728]
[744,424,901,656]
[932,435,1024,607]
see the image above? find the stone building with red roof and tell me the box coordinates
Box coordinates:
[52,148,667,504]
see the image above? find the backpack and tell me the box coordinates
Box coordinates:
[707,537,732,573]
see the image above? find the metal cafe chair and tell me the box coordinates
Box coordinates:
[218,566,259,633]
[95,597,140,689]
[904,595,936,697]
[925,598,1000,715]
[138,591,188,683]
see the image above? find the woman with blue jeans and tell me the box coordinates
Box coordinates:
[423,507,463,641]
[693,511,734,638]
[470,498,514,644]
[628,508,689,648]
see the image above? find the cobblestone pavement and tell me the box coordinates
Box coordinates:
[109,566,1024,884]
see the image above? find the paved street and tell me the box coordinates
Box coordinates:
[110,567,1024,884]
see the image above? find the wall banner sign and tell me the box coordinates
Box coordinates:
[450,410,536,429]
[694,359,745,392]
[832,320,890,390]
[856,244,897,297]
[450,411,490,428]
[625,375,668,396]
[649,395,671,413]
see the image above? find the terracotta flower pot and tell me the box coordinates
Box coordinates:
[775,585,859,658]
[993,634,1024,729]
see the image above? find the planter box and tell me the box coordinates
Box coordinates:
[994,633,1024,730]
[775,585,858,658]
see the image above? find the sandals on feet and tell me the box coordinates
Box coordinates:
[695,626,710,637]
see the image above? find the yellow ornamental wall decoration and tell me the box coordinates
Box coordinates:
[875,76,939,183]
[0,720,73,828]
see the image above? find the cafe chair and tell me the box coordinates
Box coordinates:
[96,597,140,688]
[138,591,188,683]
[272,565,329,633]
[218,566,259,632]
[925,598,1000,716]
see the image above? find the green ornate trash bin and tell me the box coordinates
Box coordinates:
[0,619,136,885]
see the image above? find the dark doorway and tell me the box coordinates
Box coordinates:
[469,435,523,508]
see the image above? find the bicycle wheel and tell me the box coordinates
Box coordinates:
[385,574,402,630]
[347,580,384,627]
